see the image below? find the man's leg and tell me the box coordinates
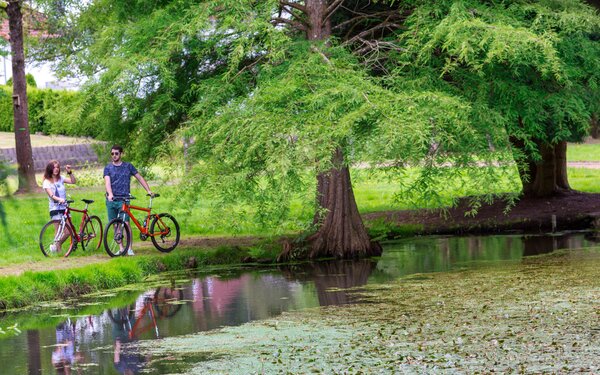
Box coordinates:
[107,201,125,252]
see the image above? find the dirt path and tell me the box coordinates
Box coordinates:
[0,235,261,277]
[568,161,600,169]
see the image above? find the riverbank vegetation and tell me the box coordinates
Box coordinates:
[0,245,270,311]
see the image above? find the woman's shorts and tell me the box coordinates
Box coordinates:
[49,209,66,220]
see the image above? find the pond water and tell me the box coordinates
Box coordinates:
[0,231,598,374]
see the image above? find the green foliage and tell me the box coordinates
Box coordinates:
[0,85,93,136]
[5,73,37,87]
[397,0,600,158]
[35,0,600,231]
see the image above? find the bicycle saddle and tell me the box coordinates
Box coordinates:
[82,199,94,204]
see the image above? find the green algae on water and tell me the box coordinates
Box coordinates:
[136,248,600,373]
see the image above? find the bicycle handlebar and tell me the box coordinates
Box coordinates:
[112,193,160,202]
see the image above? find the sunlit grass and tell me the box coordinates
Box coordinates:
[568,142,600,162]
[0,165,597,266]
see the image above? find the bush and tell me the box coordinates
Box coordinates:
[0,85,97,137]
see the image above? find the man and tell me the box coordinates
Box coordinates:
[104,145,152,255]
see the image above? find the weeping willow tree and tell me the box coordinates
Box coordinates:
[396,0,600,197]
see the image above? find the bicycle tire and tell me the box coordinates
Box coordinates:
[104,218,131,257]
[150,213,180,252]
[39,220,75,257]
[81,215,103,252]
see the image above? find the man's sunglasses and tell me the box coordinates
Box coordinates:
[111,152,120,156]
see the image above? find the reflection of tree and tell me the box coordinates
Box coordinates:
[26,330,41,375]
[521,234,585,256]
[281,260,376,306]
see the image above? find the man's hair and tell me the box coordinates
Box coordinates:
[111,145,124,153]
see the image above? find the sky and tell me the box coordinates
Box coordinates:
[0,55,58,87]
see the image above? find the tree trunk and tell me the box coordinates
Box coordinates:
[554,140,570,190]
[7,0,37,193]
[308,148,382,259]
[306,0,331,41]
[511,136,572,197]
[278,0,381,260]
[591,113,599,139]
[509,135,536,195]
[531,142,558,196]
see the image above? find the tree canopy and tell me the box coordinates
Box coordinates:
[32,0,600,255]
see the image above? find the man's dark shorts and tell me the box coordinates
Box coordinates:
[106,200,129,222]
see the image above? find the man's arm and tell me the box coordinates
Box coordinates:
[134,173,152,195]
[104,176,114,201]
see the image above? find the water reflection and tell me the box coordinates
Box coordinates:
[108,287,183,374]
[51,319,82,374]
[1,232,599,374]
[281,260,376,305]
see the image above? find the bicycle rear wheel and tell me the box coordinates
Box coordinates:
[39,220,75,257]
[104,218,131,257]
[150,213,180,252]
[81,215,103,252]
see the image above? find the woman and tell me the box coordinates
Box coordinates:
[42,160,76,252]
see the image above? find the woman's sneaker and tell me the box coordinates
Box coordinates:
[49,244,57,253]
[127,248,135,256]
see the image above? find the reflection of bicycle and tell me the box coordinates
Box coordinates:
[39,199,103,257]
[104,194,180,257]
[107,287,184,339]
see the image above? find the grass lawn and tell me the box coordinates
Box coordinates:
[567,142,600,162]
[0,165,598,266]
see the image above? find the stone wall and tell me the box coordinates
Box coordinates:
[0,144,100,172]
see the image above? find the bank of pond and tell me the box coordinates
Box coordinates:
[1,232,600,373]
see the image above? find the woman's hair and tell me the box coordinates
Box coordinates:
[44,160,60,180]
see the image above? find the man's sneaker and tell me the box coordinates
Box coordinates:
[49,244,57,253]
[127,248,135,256]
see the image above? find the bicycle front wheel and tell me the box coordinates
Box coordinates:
[81,215,103,252]
[104,218,131,257]
[150,213,180,252]
[39,220,75,258]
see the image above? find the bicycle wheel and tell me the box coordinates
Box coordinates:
[39,220,75,258]
[104,218,131,257]
[81,215,103,252]
[150,213,180,252]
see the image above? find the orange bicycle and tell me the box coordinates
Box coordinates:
[39,199,103,257]
[103,194,180,257]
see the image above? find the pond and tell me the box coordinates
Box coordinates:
[1,231,598,374]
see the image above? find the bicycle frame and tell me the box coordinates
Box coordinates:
[117,196,170,237]
[119,202,153,236]
[57,202,91,243]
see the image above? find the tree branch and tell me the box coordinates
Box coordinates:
[325,0,344,19]
[332,10,403,31]
[345,21,402,45]
[271,17,307,31]
[279,0,306,14]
